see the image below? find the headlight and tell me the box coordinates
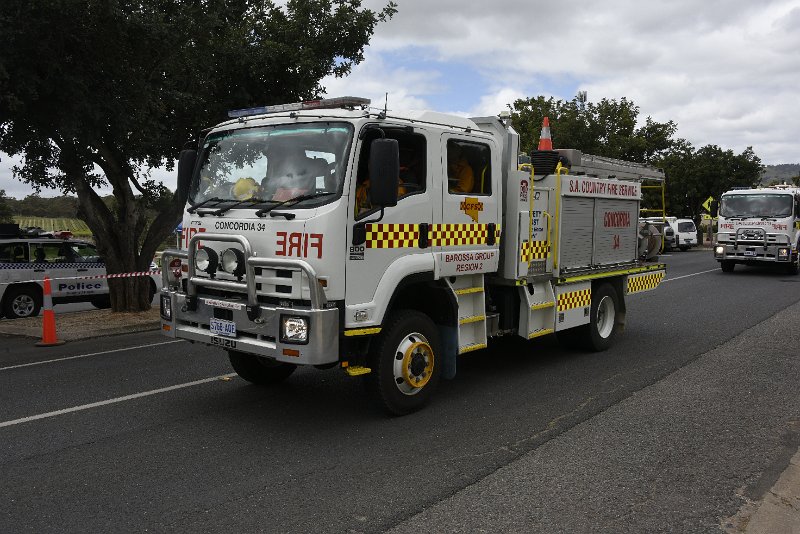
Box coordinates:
[281,316,309,344]
[221,248,245,276]
[194,247,219,274]
[160,294,172,320]
[778,247,790,260]
[714,245,724,256]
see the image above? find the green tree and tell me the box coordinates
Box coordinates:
[0,190,13,223]
[0,0,395,311]
[509,95,677,164]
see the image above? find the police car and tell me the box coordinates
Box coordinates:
[0,225,159,319]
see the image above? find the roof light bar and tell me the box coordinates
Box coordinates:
[228,96,371,118]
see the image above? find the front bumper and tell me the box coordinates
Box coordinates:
[160,290,339,365]
[713,242,795,263]
[159,233,338,366]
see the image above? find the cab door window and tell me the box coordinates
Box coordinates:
[354,128,426,218]
[447,140,492,196]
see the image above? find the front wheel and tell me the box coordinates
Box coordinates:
[3,286,42,319]
[365,310,441,416]
[228,351,296,385]
[720,260,735,273]
[786,255,799,275]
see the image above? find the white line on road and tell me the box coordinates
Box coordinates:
[0,340,185,372]
[0,373,238,429]
[663,268,719,282]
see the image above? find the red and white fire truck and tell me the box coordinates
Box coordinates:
[160,97,666,414]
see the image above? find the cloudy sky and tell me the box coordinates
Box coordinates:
[3,0,798,198]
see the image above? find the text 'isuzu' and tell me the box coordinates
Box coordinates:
[160,97,667,414]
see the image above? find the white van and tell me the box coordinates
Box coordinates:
[0,227,160,319]
[672,218,698,251]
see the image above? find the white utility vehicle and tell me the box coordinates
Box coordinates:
[714,186,800,273]
[160,97,667,414]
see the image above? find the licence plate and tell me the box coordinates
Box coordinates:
[685,238,693,243]
[210,317,237,338]
[744,250,756,256]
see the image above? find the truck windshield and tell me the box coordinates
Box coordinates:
[189,122,353,208]
[719,194,793,218]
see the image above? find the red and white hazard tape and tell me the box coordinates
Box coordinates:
[10,270,162,285]
[80,270,162,280]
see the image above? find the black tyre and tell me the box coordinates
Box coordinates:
[3,285,42,319]
[785,255,799,275]
[365,310,441,416]
[228,351,296,385]
[575,284,620,352]
[720,261,735,273]
[91,295,111,309]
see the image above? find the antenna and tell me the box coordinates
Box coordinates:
[577,91,587,111]
[377,92,388,119]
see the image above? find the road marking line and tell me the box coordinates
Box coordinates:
[0,340,184,372]
[0,373,238,429]
[662,268,719,282]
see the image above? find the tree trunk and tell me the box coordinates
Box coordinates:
[65,141,186,314]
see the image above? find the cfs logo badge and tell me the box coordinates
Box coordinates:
[459,197,484,223]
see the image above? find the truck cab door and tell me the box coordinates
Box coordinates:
[435,135,501,277]
[344,126,435,326]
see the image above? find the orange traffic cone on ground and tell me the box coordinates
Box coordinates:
[35,277,65,347]
[538,117,553,150]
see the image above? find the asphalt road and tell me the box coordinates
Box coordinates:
[1,250,799,533]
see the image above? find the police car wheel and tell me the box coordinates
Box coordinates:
[228,350,296,385]
[3,286,42,319]
[365,310,441,416]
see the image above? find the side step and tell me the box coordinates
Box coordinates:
[447,274,489,355]
[518,281,556,340]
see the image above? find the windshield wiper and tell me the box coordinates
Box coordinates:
[187,197,225,214]
[212,197,271,216]
[255,192,336,218]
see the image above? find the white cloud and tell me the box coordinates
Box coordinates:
[355,0,800,163]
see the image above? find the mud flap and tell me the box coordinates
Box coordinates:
[439,325,458,380]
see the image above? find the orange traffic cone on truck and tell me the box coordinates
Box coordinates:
[35,277,65,347]
[538,117,553,150]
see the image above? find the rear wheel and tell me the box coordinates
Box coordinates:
[574,284,619,352]
[365,310,441,416]
[228,351,296,385]
[720,260,735,273]
[3,286,42,319]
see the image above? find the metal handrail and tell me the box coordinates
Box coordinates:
[172,233,328,310]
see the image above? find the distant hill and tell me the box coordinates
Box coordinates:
[761,163,800,185]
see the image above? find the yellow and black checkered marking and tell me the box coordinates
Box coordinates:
[627,271,665,293]
[557,288,591,312]
[430,223,493,246]
[365,224,420,249]
[365,223,501,248]
[521,240,550,262]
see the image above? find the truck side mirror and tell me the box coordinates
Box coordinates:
[368,138,399,208]
[710,201,718,215]
[177,149,197,196]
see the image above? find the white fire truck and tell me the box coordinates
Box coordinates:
[713,185,800,274]
[160,97,666,414]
